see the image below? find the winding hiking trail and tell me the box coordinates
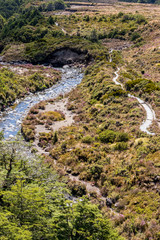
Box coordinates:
[111,57,157,135]
[0,54,158,218]
[31,58,158,213]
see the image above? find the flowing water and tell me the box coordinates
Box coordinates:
[0,65,83,139]
[0,55,157,139]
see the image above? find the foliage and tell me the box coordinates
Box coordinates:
[99,130,116,143]
[41,58,160,240]
[116,132,129,142]
[114,142,128,151]
[39,0,66,12]
[0,0,25,19]
[0,66,60,111]
[89,29,98,42]
[82,135,94,144]
[0,140,121,240]
[125,78,160,93]
[54,0,66,10]
[0,8,44,42]
[0,131,3,140]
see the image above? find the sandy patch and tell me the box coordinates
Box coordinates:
[33,98,75,154]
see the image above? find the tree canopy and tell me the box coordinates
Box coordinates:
[0,140,123,240]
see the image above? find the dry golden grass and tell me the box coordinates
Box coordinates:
[69,2,160,21]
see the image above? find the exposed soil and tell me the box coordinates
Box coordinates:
[102,39,132,51]
[32,98,110,205]
[44,48,88,67]
[33,98,75,154]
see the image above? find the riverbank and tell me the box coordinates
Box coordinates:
[0,62,61,111]
[0,66,83,138]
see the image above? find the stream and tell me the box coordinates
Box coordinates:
[0,56,156,139]
[0,64,83,139]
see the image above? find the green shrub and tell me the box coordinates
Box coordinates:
[89,29,98,42]
[130,32,141,41]
[54,0,66,10]
[82,135,94,144]
[0,131,4,140]
[99,130,116,143]
[116,132,129,142]
[68,181,86,197]
[114,142,128,151]
[83,15,90,22]
[125,78,160,93]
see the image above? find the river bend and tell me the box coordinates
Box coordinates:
[0,65,83,139]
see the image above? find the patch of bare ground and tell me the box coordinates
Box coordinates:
[102,39,132,50]
[33,98,75,154]
[31,97,120,213]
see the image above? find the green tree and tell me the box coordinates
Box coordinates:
[54,0,66,10]
[0,141,122,240]
[0,212,32,240]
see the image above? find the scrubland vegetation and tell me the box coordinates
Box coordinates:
[0,65,60,110]
[0,0,160,239]
[22,59,160,239]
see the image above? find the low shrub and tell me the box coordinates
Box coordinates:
[68,181,86,197]
[116,132,129,142]
[114,142,128,151]
[82,135,94,144]
[99,130,116,143]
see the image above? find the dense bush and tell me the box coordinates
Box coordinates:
[114,142,128,151]
[54,0,66,10]
[82,135,94,144]
[99,130,117,143]
[116,132,129,142]
[0,0,25,18]
[125,78,160,93]
[0,8,44,42]
[130,32,141,41]
[39,0,66,12]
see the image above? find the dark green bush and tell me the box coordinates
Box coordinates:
[82,135,94,144]
[83,15,90,22]
[125,78,160,93]
[130,32,141,41]
[54,0,66,10]
[114,142,128,151]
[89,29,98,42]
[99,130,116,143]
[116,132,129,142]
[0,131,4,140]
